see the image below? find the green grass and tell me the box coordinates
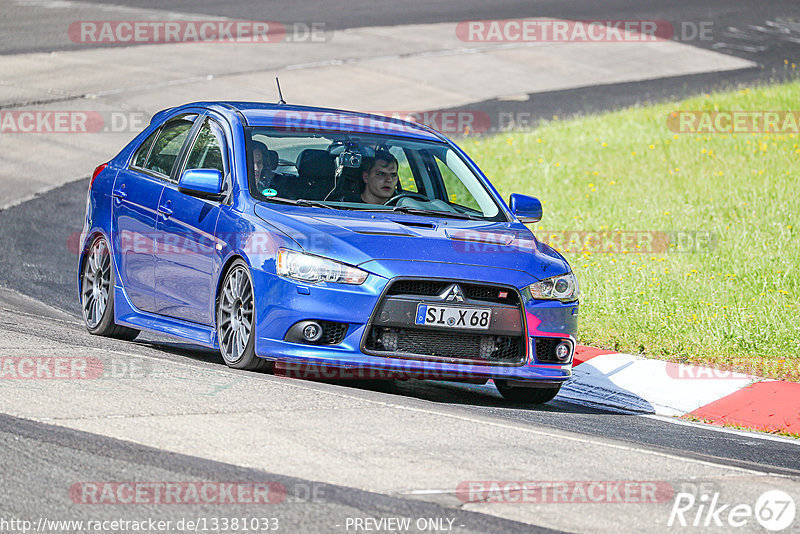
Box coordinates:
[465,80,800,380]
[682,414,800,439]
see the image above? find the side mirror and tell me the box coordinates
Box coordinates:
[508,193,542,223]
[178,169,224,200]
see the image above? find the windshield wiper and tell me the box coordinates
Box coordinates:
[385,206,482,220]
[262,197,334,209]
[296,198,335,209]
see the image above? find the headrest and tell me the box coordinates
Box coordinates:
[252,141,279,172]
[267,150,278,171]
[297,149,334,179]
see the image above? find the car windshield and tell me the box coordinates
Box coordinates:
[246,129,505,221]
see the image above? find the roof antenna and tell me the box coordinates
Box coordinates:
[275,77,286,105]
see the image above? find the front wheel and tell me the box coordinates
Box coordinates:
[216,260,271,371]
[495,380,561,404]
[80,236,139,340]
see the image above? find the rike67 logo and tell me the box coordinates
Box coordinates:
[669,489,796,531]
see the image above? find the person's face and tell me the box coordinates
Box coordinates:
[253,150,264,177]
[362,159,399,203]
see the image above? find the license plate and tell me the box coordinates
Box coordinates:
[415,304,492,330]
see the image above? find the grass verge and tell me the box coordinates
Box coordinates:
[466,79,800,380]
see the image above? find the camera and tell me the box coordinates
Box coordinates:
[338,150,362,168]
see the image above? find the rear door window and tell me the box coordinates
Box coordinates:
[142,115,197,178]
[132,129,159,168]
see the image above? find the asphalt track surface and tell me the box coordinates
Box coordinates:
[2,0,798,126]
[0,178,797,478]
[1,1,800,531]
[1,413,555,533]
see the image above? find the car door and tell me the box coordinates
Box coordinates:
[112,113,198,313]
[154,115,228,325]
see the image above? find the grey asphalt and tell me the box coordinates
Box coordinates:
[3,0,799,55]
[0,178,797,478]
[1,413,552,533]
[1,1,799,532]
[3,0,799,118]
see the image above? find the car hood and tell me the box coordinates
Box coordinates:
[254,203,570,283]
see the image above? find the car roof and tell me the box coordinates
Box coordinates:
[179,102,447,142]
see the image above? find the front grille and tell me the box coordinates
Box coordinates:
[317,321,348,345]
[365,326,524,363]
[387,279,445,296]
[386,280,519,305]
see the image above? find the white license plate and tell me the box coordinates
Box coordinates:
[415,304,492,330]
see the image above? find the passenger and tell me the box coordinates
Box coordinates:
[252,141,282,195]
[360,151,399,204]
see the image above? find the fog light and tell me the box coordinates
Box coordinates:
[302,322,323,342]
[555,341,571,362]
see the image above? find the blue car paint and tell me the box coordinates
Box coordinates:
[79,101,578,385]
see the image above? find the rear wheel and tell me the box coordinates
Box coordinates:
[80,236,139,340]
[495,380,561,404]
[216,260,271,371]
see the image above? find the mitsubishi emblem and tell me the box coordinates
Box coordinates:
[443,284,465,302]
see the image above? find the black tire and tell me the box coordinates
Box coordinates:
[80,236,140,341]
[216,259,271,371]
[495,380,561,404]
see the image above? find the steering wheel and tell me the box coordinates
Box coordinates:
[385,192,429,205]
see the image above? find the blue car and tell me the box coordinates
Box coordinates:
[78,101,578,403]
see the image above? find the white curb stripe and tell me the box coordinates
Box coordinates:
[563,353,758,416]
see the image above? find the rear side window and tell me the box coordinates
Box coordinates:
[142,115,197,177]
[132,129,159,168]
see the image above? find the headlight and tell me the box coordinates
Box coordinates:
[526,272,579,302]
[276,249,368,285]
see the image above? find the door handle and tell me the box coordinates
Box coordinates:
[157,202,173,217]
[112,188,127,200]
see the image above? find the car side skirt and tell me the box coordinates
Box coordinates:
[114,284,219,348]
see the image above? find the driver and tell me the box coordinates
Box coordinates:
[360,151,399,204]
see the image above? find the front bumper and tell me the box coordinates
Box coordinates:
[251,268,577,384]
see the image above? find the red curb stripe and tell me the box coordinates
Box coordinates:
[688,381,800,434]
[573,345,617,366]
